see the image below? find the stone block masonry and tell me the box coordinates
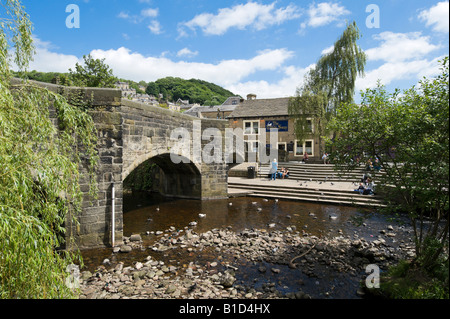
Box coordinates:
[13,79,229,249]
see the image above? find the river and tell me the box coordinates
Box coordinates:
[80,191,413,299]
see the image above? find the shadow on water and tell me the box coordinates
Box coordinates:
[81,191,410,299]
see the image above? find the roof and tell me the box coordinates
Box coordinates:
[228,97,292,118]
[184,104,237,116]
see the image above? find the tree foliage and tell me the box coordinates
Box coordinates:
[146,77,236,105]
[289,21,366,152]
[69,54,117,88]
[1,0,98,298]
[326,57,449,270]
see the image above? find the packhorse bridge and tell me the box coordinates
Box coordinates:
[15,79,229,249]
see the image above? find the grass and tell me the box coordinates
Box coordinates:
[373,259,449,299]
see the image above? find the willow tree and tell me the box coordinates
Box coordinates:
[289,21,366,156]
[1,0,98,298]
[327,57,449,276]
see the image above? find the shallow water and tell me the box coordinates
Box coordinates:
[80,191,411,299]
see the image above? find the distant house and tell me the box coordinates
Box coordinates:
[184,96,241,119]
[227,94,319,162]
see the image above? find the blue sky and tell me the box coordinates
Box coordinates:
[17,0,449,99]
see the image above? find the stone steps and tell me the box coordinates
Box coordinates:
[228,182,386,208]
[257,163,383,182]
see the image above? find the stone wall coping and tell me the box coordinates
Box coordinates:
[10,78,122,106]
[121,98,228,125]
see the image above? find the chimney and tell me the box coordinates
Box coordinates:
[247,93,257,100]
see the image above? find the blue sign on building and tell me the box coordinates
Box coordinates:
[265,120,288,132]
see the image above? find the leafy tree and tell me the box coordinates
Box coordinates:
[69,54,117,88]
[327,57,449,271]
[1,0,98,298]
[289,21,366,155]
[145,77,236,105]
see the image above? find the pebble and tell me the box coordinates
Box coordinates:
[80,222,412,300]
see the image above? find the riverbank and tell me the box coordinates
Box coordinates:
[79,219,415,299]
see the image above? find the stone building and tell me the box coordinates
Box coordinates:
[227,94,319,162]
[184,96,241,119]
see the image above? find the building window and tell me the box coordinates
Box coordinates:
[245,141,259,154]
[277,142,287,152]
[295,140,314,156]
[244,121,259,135]
[306,119,313,133]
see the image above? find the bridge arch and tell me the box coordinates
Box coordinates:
[123,152,202,199]
[19,79,229,248]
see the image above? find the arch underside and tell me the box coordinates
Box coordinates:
[124,153,202,199]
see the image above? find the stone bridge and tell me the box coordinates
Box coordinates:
[15,80,229,249]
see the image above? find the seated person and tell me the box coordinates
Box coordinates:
[278,167,285,179]
[282,168,290,179]
[373,159,381,172]
[354,183,366,195]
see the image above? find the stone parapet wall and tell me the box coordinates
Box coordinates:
[10,79,229,249]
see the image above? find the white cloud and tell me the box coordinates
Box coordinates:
[227,64,314,98]
[365,31,440,63]
[419,1,449,33]
[141,8,159,18]
[356,31,443,91]
[321,45,334,55]
[148,20,162,34]
[301,2,350,30]
[180,2,301,36]
[80,47,294,90]
[356,57,443,92]
[176,48,198,58]
[118,7,163,34]
[25,37,80,72]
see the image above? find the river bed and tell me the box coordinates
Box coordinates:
[79,192,414,299]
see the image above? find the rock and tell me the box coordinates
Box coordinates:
[271,268,281,274]
[81,271,93,281]
[115,263,124,272]
[386,232,396,237]
[135,262,143,270]
[220,273,236,288]
[258,266,267,273]
[102,258,111,266]
[356,288,366,297]
[130,234,142,242]
[210,262,218,267]
[387,225,394,230]
[120,245,132,253]
[165,284,177,294]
